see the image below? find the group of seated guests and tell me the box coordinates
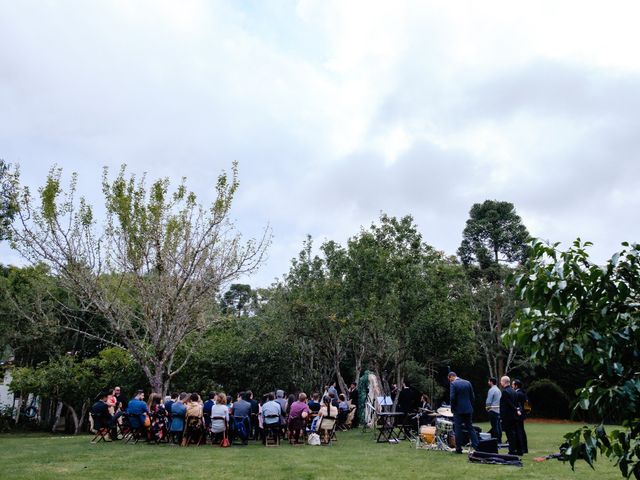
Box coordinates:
[90,385,356,446]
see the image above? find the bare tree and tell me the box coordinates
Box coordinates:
[9,162,269,395]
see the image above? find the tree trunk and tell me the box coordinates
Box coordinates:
[495,290,504,379]
[66,403,80,434]
[77,400,89,434]
[353,332,366,385]
[335,369,348,398]
[52,401,63,433]
[14,395,22,425]
[146,361,167,396]
[391,358,403,413]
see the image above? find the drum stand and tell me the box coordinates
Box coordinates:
[415,415,454,452]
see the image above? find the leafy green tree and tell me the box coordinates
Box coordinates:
[510,239,640,479]
[0,160,17,240]
[280,214,477,398]
[458,200,530,269]
[220,284,259,317]
[10,348,144,433]
[0,264,112,366]
[175,300,299,396]
[281,236,353,393]
[9,163,269,395]
[407,259,477,368]
[345,214,439,392]
[458,200,530,379]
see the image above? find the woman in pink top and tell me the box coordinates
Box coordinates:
[106,389,117,415]
[287,392,310,444]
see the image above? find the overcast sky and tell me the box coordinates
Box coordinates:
[1,0,639,287]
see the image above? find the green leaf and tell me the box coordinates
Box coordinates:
[573,344,584,360]
[579,398,590,410]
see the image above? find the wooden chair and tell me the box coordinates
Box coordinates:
[317,416,337,445]
[182,415,205,446]
[210,416,228,447]
[263,415,281,446]
[346,405,357,429]
[232,416,251,445]
[122,413,145,444]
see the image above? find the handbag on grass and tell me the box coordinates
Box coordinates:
[221,431,230,447]
[307,433,321,446]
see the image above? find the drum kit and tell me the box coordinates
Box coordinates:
[415,406,455,451]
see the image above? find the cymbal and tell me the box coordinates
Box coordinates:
[436,407,454,418]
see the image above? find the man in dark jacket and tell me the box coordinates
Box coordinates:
[245,391,260,440]
[91,391,114,439]
[500,376,522,455]
[348,382,359,427]
[512,379,529,454]
[448,372,479,453]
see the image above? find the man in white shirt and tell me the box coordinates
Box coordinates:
[486,377,502,442]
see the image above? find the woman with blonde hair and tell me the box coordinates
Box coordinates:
[210,393,230,445]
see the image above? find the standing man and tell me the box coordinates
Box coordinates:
[113,386,128,412]
[448,372,479,453]
[348,382,359,427]
[486,377,502,443]
[328,381,339,400]
[499,376,522,456]
[512,379,529,454]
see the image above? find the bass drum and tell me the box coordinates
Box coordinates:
[419,425,436,444]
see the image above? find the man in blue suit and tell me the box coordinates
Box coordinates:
[448,371,479,453]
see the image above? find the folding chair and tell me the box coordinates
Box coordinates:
[303,413,319,443]
[346,405,357,429]
[337,409,350,431]
[263,415,281,446]
[317,416,337,446]
[287,415,306,445]
[397,412,418,441]
[122,413,145,444]
[90,413,111,443]
[232,416,251,445]
[375,413,400,443]
[181,415,205,446]
[210,416,229,447]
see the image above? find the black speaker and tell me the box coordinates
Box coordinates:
[477,438,498,454]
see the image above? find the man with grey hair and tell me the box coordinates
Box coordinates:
[499,375,522,455]
[486,377,502,442]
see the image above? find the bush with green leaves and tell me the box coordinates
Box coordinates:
[510,239,640,479]
[526,378,570,419]
[9,348,144,433]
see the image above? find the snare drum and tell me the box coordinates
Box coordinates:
[419,425,436,443]
[436,418,453,433]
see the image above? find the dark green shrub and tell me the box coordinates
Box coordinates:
[527,378,570,419]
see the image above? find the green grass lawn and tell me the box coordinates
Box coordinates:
[0,422,622,480]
